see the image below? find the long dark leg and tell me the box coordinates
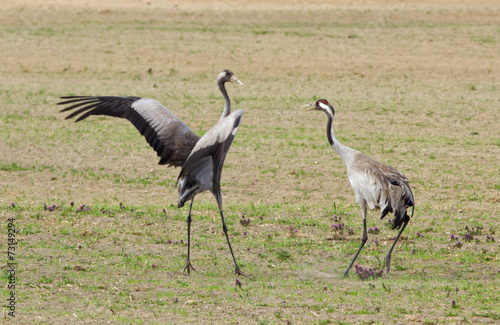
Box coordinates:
[384,218,409,273]
[212,190,244,276]
[183,198,196,275]
[219,209,244,276]
[343,201,368,277]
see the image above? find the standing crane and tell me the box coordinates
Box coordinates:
[308,99,414,277]
[58,69,245,275]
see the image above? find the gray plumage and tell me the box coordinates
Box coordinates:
[58,69,245,275]
[309,99,414,277]
[177,110,243,208]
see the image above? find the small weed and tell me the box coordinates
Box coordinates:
[240,213,251,227]
[465,225,483,236]
[462,231,474,242]
[253,30,274,36]
[2,270,11,281]
[331,220,344,233]
[22,224,40,235]
[355,265,383,281]
[318,320,332,325]
[472,35,496,44]
[485,227,495,242]
[461,225,483,242]
[276,249,292,261]
[471,312,500,320]
[0,162,31,172]
[288,226,298,237]
[77,204,90,212]
[39,275,54,284]
[165,239,184,245]
[43,203,60,211]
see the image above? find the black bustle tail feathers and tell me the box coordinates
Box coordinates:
[381,184,414,230]
[393,188,415,230]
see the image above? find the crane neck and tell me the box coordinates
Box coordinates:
[218,80,231,121]
[326,113,352,163]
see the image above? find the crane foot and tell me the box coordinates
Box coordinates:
[235,267,246,277]
[183,260,196,275]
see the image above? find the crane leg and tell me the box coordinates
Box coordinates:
[219,209,245,276]
[183,198,196,275]
[384,218,408,273]
[343,201,368,277]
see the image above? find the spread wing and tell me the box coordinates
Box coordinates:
[58,96,200,167]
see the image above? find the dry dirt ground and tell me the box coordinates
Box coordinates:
[0,0,499,324]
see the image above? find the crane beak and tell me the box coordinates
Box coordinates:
[303,103,317,111]
[230,76,244,86]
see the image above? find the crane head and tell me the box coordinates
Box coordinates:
[305,99,335,116]
[217,69,244,86]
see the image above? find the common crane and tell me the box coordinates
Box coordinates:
[58,70,245,275]
[308,99,414,277]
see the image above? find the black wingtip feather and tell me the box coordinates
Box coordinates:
[59,96,93,99]
[57,97,99,106]
[59,100,100,112]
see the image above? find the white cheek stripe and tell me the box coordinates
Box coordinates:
[319,102,330,110]
[232,126,239,136]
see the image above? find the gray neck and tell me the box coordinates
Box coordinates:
[218,80,230,121]
[326,114,354,164]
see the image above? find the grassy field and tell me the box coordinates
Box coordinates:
[1,0,499,323]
